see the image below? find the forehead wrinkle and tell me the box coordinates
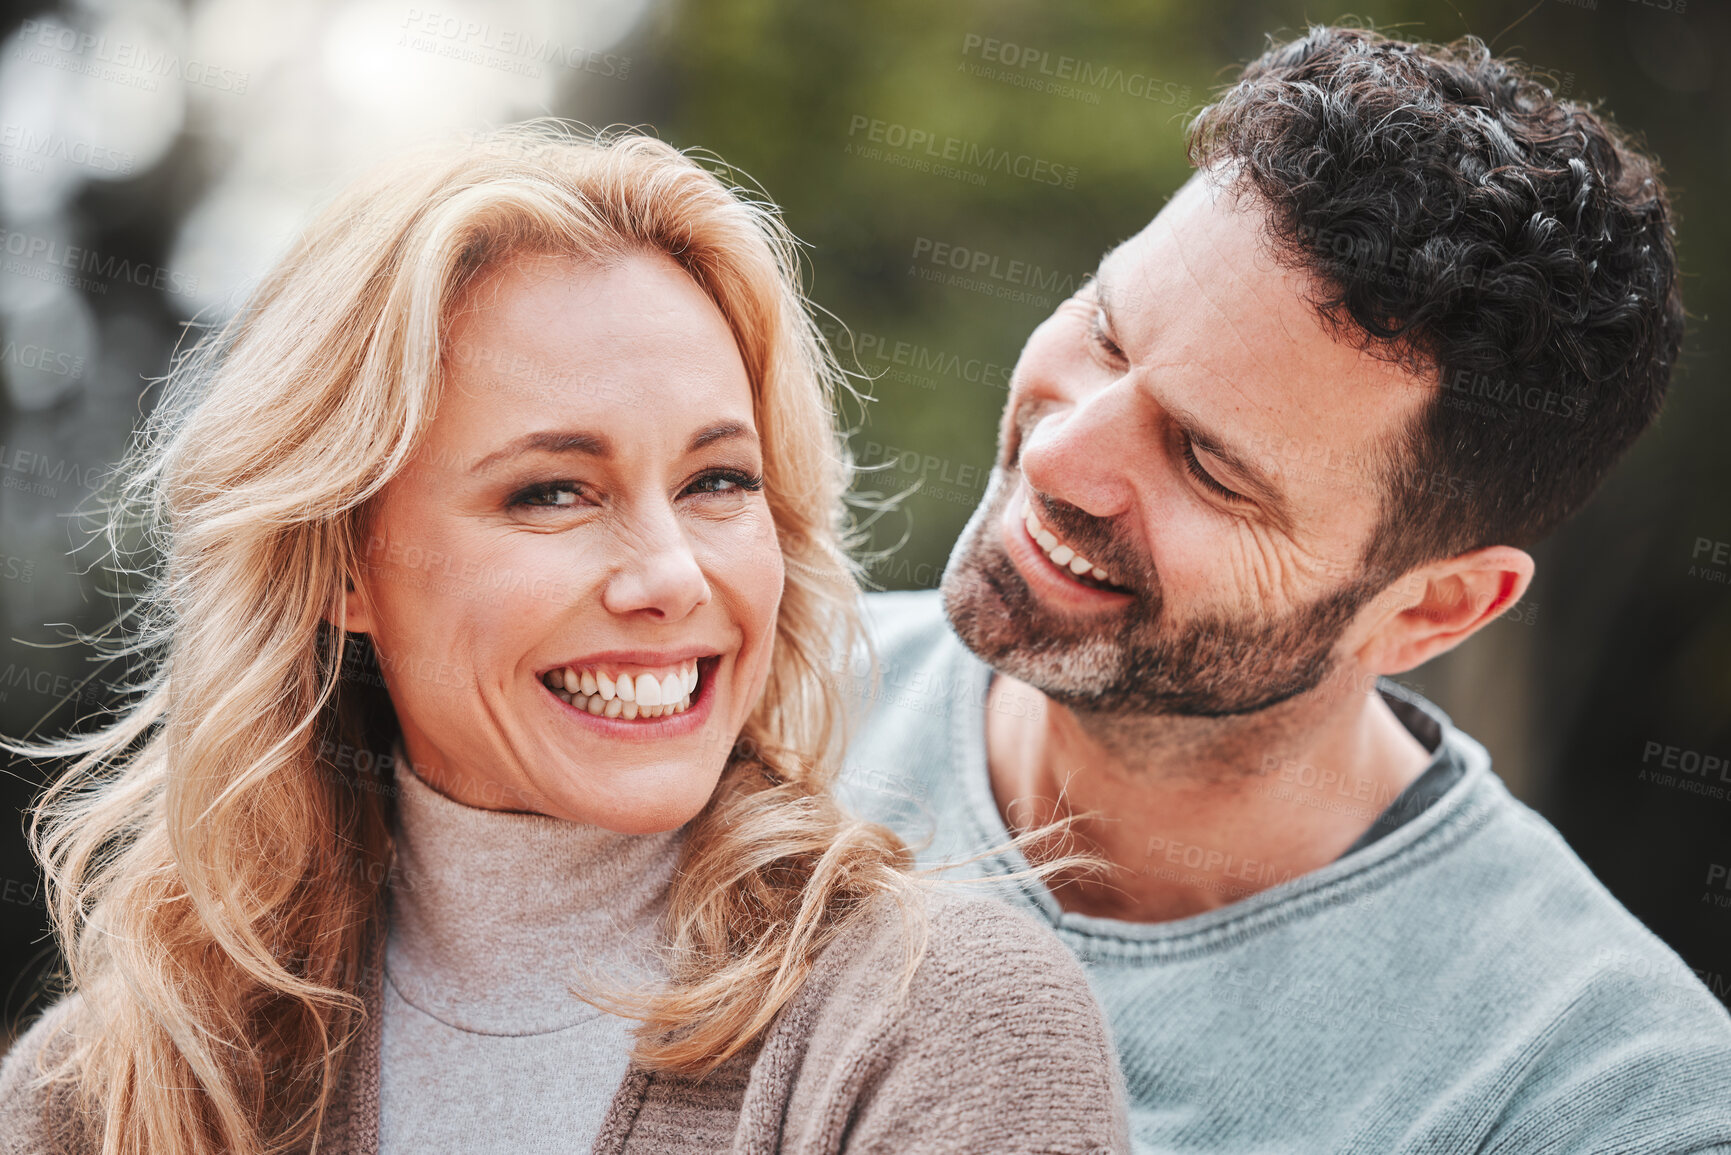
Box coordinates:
[1156,232,1365,459]
[1155,188,1343,396]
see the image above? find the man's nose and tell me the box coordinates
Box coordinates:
[1018,381,1140,520]
[600,508,712,621]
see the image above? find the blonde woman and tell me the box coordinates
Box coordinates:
[0,127,1129,1154]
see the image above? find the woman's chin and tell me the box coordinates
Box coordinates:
[588,805,705,835]
[532,772,718,833]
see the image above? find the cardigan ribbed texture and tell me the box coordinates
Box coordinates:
[837,590,1731,1155]
[378,753,681,1152]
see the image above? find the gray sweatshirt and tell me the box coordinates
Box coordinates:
[837,590,1731,1155]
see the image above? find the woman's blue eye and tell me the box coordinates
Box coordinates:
[511,482,586,508]
[687,469,764,496]
[509,471,762,509]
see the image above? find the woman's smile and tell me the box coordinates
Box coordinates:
[538,653,724,732]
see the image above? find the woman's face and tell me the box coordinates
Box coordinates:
[345,251,785,832]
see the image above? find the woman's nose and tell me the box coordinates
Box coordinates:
[600,511,712,621]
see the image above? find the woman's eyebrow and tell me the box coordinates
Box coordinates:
[688,421,755,452]
[469,421,755,473]
[471,430,611,473]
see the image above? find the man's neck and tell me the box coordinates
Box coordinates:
[984,672,1434,923]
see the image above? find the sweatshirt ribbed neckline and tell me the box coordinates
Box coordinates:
[383,751,684,1036]
[937,635,1503,961]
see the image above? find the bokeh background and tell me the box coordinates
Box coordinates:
[0,0,1725,1027]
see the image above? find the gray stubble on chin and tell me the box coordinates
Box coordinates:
[940,467,1381,719]
[940,466,1132,699]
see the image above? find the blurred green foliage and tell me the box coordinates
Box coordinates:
[618,0,1731,986]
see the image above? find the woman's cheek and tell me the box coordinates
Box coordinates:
[698,507,783,591]
[744,513,786,638]
[703,508,784,672]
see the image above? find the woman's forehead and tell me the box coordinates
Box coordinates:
[426,253,758,468]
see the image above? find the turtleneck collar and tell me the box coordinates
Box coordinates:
[383,749,686,1035]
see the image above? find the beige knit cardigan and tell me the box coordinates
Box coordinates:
[0,891,1129,1153]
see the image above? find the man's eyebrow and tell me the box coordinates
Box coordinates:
[1086,257,1122,316]
[471,430,611,473]
[1164,401,1296,530]
[1095,274,1116,325]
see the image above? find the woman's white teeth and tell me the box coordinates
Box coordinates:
[1024,503,1116,586]
[543,660,701,719]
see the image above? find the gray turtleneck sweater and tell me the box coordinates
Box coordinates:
[0,747,1131,1153]
[377,755,683,1154]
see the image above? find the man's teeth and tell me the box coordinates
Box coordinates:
[542,660,701,719]
[1024,503,1117,586]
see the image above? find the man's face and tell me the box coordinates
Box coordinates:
[941,174,1434,717]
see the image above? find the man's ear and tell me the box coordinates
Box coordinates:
[1353,545,1535,675]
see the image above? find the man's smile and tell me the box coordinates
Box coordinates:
[997,484,1136,611]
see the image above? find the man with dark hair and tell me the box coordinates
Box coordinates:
[841,26,1731,1152]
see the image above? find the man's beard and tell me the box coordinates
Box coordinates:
[940,465,1388,718]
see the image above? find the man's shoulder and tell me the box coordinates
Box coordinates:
[1447,832,1731,1154]
[1463,788,1731,1027]
[1280,771,1731,1034]
[1085,777,1731,1151]
[839,592,987,834]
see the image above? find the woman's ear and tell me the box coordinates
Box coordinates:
[326,571,376,635]
[1352,544,1535,675]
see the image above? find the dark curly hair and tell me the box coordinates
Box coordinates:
[1188,25,1683,577]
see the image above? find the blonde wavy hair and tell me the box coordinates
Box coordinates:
[12,123,925,1155]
